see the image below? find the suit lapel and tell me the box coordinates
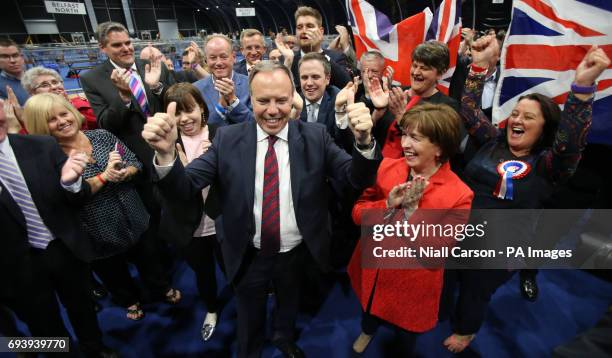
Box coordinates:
[288,121,304,210]
[2,136,41,229]
[317,91,330,125]
[240,122,257,213]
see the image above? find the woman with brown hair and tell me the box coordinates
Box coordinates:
[348,103,474,355]
[162,82,223,341]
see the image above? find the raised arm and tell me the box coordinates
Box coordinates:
[542,45,610,183]
[460,35,500,146]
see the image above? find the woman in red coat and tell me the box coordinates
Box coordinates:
[348,103,474,355]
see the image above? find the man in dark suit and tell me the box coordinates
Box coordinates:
[291,6,351,91]
[81,21,174,174]
[81,21,177,304]
[0,103,116,357]
[297,53,342,141]
[233,29,267,76]
[193,34,253,126]
[143,62,381,358]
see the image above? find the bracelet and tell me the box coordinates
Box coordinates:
[191,63,199,70]
[214,103,227,115]
[570,82,597,94]
[96,174,107,185]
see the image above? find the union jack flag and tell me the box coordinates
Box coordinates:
[346,0,461,94]
[493,0,612,145]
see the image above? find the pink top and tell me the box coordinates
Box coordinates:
[180,126,215,237]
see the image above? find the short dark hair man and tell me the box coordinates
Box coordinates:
[143,61,381,358]
[0,39,29,106]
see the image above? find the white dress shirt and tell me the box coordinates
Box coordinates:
[481,68,498,110]
[252,124,302,252]
[305,97,323,123]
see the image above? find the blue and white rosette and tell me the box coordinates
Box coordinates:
[493,160,531,200]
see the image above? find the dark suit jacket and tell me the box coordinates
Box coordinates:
[81,59,174,175]
[156,120,381,282]
[233,59,248,76]
[291,49,351,92]
[299,86,354,153]
[0,135,93,299]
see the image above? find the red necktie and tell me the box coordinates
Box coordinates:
[261,135,280,255]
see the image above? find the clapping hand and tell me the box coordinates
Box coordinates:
[387,175,428,211]
[215,78,237,107]
[366,68,390,109]
[144,55,162,88]
[142,102,179,165]
[388,86,409,120]
[102,151,129,182]
[335,76,359,110]
[110,68,133,101]
[61,150,89,185]
[275,33,295,67]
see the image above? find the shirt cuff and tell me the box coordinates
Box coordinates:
[151,83,164,95]
[354,140,377,159]
[227,97,240,112]
[153,153,177,179]
[61,177,82,192]
[335,112,348,129]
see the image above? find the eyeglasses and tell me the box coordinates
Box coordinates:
[0,53,21,61]
[33,79,63,90]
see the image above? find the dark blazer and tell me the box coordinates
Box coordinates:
[299,86,354,153]
[449,55,500,120]
[0,135,93,299]
[233,59,248,76]
[159,123,220,247]
[81,58,175,175]
[156,120,381,282]
[291,49,352,91]
[299,86,340,136]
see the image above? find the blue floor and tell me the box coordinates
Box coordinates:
[9,263,610,358]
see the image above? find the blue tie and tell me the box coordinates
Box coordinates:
[0,149,53,249]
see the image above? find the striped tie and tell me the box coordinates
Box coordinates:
[128,69,150,116]
[260,135,280,255]
[0,150,53,249]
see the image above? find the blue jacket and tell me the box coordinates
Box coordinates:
[193,72,253,126]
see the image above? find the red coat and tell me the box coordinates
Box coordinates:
[348,158,473,332]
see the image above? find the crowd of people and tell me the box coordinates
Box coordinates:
[0,4,610,358]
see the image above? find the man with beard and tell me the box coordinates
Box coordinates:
[193,34,253,126]
[290,6,351,91]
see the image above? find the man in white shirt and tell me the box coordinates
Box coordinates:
[144,61,381,358]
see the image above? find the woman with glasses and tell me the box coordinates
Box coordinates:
[21,66,97,130]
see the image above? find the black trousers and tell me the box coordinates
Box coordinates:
[92,227,172,306]
[182,234,222,313]
[2,240,104,354]
[233,244,305,358]
[440,269,514,335]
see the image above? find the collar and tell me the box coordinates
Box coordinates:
[300,48,324,57]
[306,96,323,107]
[0,70,22,80]
[0,136,11,156]
[256,121,289,143]
[109,59,137,72]
[485,68,497,82]
[427,162,453,185]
